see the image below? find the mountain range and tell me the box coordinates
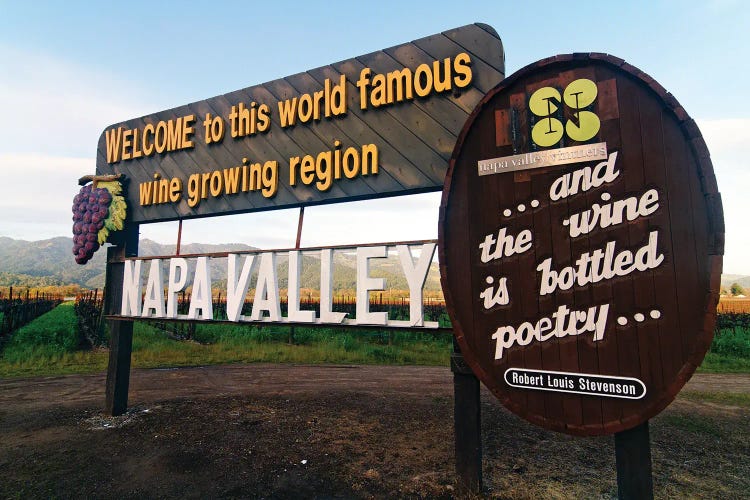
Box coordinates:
[0,236,443,292]
[0,236,746,293]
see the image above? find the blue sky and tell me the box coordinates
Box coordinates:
[0,1,748,273]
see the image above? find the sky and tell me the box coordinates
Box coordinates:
[0,1,748,274]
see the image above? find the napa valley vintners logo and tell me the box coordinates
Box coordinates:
[529,78,600,147]
[477,78,609,177]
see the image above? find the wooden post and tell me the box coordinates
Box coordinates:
[295,206,305,249]
[451,337,482,493]
[104,223,139,416]
[615,421,654,500]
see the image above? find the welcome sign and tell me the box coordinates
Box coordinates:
[438,54,723,436]
[94,24,505,223]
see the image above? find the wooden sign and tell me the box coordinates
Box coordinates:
[95,24,505,224]
[438,54,724,436]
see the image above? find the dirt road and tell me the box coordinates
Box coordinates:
[1,365,748,498]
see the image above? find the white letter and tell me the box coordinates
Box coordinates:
[396,243,435,327]
[491,326,515,360]
[287,251,314,323]
[166,258,188,318]
[226,254,254,322]
[187,256,213,320]
[141,259,165,318]
[250,252,281,321]
[319,249,346,323]
[121,259,142,316]
[536,258,558,296]
[593,303,610,341]
[356,246,387,325]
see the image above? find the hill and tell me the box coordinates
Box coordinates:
[0,236,443,293]
[721,274,750,292]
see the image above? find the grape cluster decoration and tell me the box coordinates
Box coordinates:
[71,179,127,264]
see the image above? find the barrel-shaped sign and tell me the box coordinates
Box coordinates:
[438,54,723,436]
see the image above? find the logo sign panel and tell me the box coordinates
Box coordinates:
[438,54,724,436]
[95,24,505,224]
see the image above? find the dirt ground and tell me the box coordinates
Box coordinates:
[0,365,748,499]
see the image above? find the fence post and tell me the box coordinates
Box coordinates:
[104,223,139,416]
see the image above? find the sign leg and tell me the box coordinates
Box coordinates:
[103,224,139,417]
[451,339,482,493]
[615,421,654,500]
[105,320,133,416]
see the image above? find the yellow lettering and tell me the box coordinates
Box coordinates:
[257,104,271,132]
[300,155,315,184]
[131,128,143,159]
[357,68,371,110]
[278,97,298,128]
[414,63,433,97]
[182,114,195,148]
[139,181,153,206]
[142,124,154,156]
[167,118,183,151]
[222,167,241,194]
[453,52,472,88]
[289,156,300,186]
[261,161,278,198]
[209,170,222,197]
[169,178,182,202]
[105,127,123,163]
[315,151,333,191]
[386,68,413,104]
[155,122,168,153]
[187,174,200,207]
[361,143,379,175]
[121,129,133,161]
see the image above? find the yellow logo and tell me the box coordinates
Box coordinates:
[529,79,600,147]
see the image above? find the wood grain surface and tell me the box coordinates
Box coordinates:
[438,54,723,436]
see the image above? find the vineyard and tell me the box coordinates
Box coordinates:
[0,286,63,342]
[718,297,750,313]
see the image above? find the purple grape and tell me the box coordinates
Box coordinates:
[86,232,97,242]
[92,213,101,224]
[95,219,105,230]
[83,213,91,223]
[99,191,112,204]
[88,224,98,233]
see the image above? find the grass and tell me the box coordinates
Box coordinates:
[697,326,750,373]
[1,305,748,378]
[679,390,750,407]
[0,305,452,377]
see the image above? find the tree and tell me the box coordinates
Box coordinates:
[730,283,746,296]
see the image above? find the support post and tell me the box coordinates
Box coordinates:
[104,223,139,416]
[615,421,654,500]
[451,338,482,493]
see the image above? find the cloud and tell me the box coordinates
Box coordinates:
[0,153,91,239]
[0,45,153,157]
[698,118,750,275]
